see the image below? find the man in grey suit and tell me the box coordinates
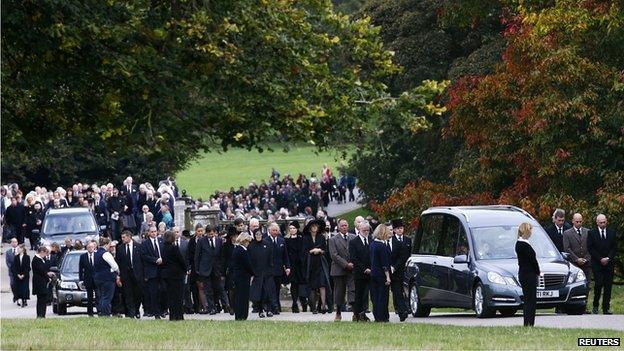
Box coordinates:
[329,218,354,321]
[5,238,19,303]
[563,213,591,300]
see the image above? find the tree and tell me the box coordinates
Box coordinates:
[346,0,505,203]
[1,0,399,188]
[375,0,624,277]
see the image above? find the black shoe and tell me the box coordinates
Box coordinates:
[160,314,167,319]
[302,304,308,312]
[399,313,407,322]
[135,315,141,319]
[259,312,266,318]
[155,315,161,319]
[592,307,599,314]
[603,310,613,315]
[267,311,273,317]
[223,305,231,314]
[199,310,209,315]
[292,304,300,313]
[312,310,318,315]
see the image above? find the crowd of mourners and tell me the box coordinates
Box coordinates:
[4,165,406,322]
[0,164,357,247]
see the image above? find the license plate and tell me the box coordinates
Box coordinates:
[537,290,559,298]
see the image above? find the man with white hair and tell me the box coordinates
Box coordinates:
[349,216,365,236]
[349,220,372,322]
[587,214,617,315]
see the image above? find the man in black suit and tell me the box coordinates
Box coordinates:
[268,222,290,314]
[79,241,98,316]
[32,246,54,318]
[117,230,143,318]
[195,225,229,314]
[141,225,165,318]
[188,224,203,313]
[174,227,193,313]
[390,219,411,321]
[545,208,571,253]
[349,220,371,322]
[587,214,617,315]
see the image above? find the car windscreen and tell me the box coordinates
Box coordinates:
[471,225,560,260]
[43,212,97,235]
[60,254,80,274]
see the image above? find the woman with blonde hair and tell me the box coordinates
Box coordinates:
[515,222,540,326]
[232,232,254,320]
[370,224,392,322]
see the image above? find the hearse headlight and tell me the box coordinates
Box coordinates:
[487,271,506,285]
[503,277,518,286]
[569,270,586,283]
[60,281,78,290]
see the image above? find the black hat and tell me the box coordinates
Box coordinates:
[303,219,326,236]
[391,218,404,228]
[289,220,300,230]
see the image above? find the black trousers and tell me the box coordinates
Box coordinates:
[273,276,283,311]
[370,279,389,322]
[592,263,614,311]
[85,282,97,316]
[234,276,251,320]
[201,274,228,312]
[145,277,162,316]
[353,277,370,316]
[520,273,537,326]
[123,274,142,317]
[165,278,184,320]
[390,271,408,314]
[36,292,48,318]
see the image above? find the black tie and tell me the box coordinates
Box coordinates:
[90,253,94,266]
[601,229,606,240]
[577,229,581,237]
[558,227,562,235]
[364,238,368,246]
[210,238,215,249]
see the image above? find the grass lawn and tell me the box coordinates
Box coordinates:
[1,318,620,350]
[176,145,351,199]
[337,207,373,224]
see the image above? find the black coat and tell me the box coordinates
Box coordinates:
[5,204,25,227]
[79,252,96,288]
[32,255,51,295]
[390,235,411,274]
[194,236,224,277]
[12,254,31,299]
[141,237,164,280]
[248,238,274,302]
[515,241,540,276]
[545,223,572,252]
[285,236,305,284]
[349,236,371,280]
[587,227,617,266]
[116,242,144,282]
[231,245,254,279]
[269,236,290,277]
[161,242,188,280]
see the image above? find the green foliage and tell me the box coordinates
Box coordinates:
[376,0,624,278]
[1,0,399,188]
[347,0,505,203]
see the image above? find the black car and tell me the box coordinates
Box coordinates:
[406,205,588,318]
[52,250,88,315]
[37,207,102,247]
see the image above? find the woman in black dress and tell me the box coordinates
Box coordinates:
[302,219,331,313]
[12,244,30,307]
[515,222,540,327]
[222,225,239,315]
[161,230,188,320]
[284,221,307,312]
[232,233,254,320]
[248,229,275,318]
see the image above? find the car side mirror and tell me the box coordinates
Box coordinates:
[453,254,468,264]
[561,252,571,261]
